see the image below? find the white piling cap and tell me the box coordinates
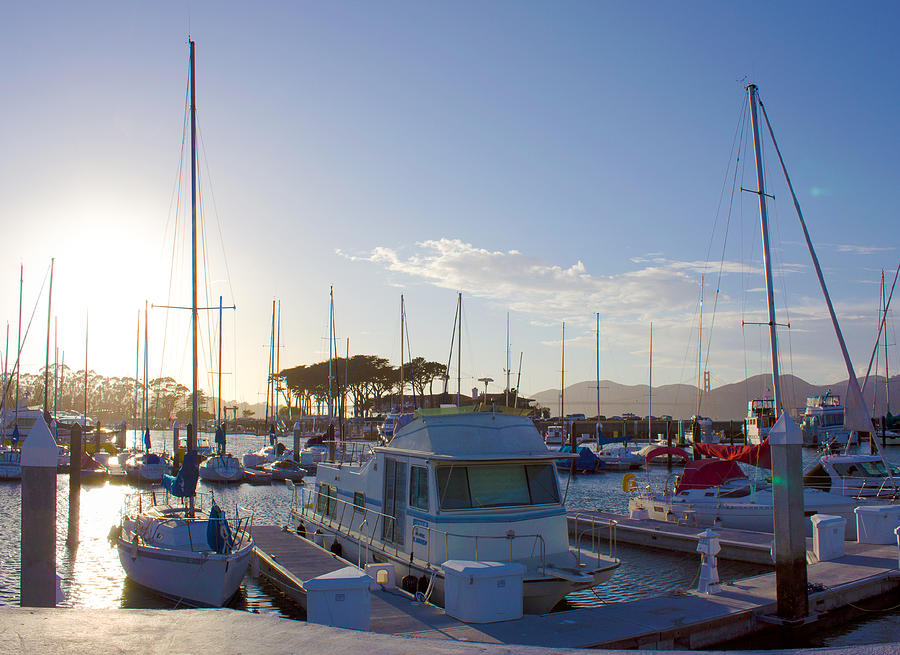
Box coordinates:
[769,412,802,445]
[21,416,59,467]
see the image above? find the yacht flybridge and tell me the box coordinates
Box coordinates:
[289,406,620,614]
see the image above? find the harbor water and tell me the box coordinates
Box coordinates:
[1,429,899,648]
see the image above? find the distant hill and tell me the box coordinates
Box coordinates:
[531,375,900,421]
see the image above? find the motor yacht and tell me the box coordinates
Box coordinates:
[290,407,620,614]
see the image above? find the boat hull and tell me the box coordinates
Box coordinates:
[116,538,252,607]
[297,518,617,614]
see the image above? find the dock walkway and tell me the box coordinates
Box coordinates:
[253,525,900,650]
[568,509,779,564]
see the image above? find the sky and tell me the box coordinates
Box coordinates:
[0,1,897,413]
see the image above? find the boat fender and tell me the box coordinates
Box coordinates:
[296,524,307,538]
[622,472,637,493]
[329,541,343,558]
[416,574,429,594]
[401,575,418,594]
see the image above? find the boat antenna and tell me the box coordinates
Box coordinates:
[400,294,404,414]
[43,258,54,419]
[457,292,462,407]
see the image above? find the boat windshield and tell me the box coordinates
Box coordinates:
[833,460,889,478]
[436,463,560,509]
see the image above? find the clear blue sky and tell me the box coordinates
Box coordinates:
[1,1,897,410]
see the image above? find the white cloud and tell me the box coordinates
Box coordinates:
[836,244,894,256]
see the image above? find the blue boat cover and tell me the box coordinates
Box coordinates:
[11,425,19,445]
[214,426,225,445]
[144,429,152,452]
[162,450,200,497]
[596,423,628,446]
[145,453,160,465]
[556,445,601,472]
[206,503,234,554]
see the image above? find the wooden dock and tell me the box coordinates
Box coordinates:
[252,525,900,650]
[567,509,779,564]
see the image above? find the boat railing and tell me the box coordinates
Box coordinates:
[410,524,547,572]
[324,440,377,466]
[570,513,617,561]
[292,487,405,564]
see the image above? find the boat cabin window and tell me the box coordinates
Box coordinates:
[316,483,337,518]
[409,465,429,511]
[435,463,560,510]
[833,461,888,478]
[353,491,366,513]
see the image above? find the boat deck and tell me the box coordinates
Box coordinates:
[252,524,900,649]
[567,509,780,564]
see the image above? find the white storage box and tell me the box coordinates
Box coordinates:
[810,514,845,561]
[855,505,900,545]
[441,560,525,623]
[304,566,371,631]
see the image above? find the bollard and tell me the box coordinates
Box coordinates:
[293,421,302,462]
[67,424,82,549]
[696,529,721,594]
[21,417,58,606]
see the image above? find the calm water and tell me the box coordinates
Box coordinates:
[1,430,899,648]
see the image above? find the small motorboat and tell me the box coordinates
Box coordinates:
[80,451,109,483]
[242,468,273,485]
[595,445,645,471]
[260,459,304,482]
[199,454,244,483]
[124,452,168,484]
[0,448,22,480]
[241,443,287,470]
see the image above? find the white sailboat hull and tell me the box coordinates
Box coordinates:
[117,538,252,607]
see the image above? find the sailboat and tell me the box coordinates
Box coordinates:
[628,84,861,537]
[113,40,253,607]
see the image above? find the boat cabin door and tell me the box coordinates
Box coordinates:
[382,457,407,545]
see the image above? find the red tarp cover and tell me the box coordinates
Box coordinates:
[693,439,771,469]
[676,459,747,492]
[643,446,691,462]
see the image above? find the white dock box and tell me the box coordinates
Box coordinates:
[303,565,371,631]
[441,560,525,623]
[855,505,900,545]
[810,514,845,561]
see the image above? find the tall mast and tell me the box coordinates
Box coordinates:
[1,323,7,421]
[134,311,140,447]
[400,294,404,413]
[748,84,782,415]
[514,351,523,408]
[596,313,601,418]
[648,323,652,440]
[560,322,565,419]
[697,275,703,416]
[505,313,510,407]
[53,324,58,420]
[266,299,275,426]
[456,292,461,406]
[143,301,149,439]
[16,265,22,427]
[328,287,334,422]
[748,82,808,622]
[43,258,54,417]
[275,300,281,425]
[83,312,88,428]
[884,271,891,414]
[189,39,199,449]
[217,296,223,425]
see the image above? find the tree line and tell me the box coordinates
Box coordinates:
[0,366,213,425]
[278,355,449,418]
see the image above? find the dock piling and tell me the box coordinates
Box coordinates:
[67,424,82,549]
[20,417,58,607]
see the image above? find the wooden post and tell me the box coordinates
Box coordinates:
[21,418,58,606]
[67,424,82,549]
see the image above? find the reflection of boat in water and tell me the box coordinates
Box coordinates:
[801,392,854,447]
[291,407,620,614]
